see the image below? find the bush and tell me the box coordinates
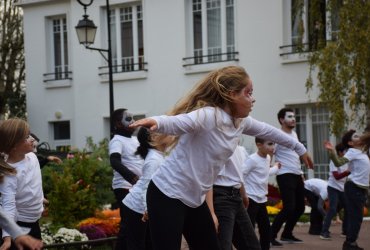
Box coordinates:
[42,137,115,229]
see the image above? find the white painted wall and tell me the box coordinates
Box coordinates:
[18,0,321,151]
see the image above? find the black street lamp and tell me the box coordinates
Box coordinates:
[75,0,114,137]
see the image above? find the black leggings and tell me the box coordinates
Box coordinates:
[147,181,221,250]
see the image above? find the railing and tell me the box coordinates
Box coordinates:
[43,71,73,82]
[279,39,333,56]
[43,237,117,250]
[182,51,239,67]
[98,61,148,76]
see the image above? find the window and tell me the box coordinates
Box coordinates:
[280,0,342,56]
[184,0,238,66]
[44,16,71,82]
[109,3,146,73]
[50,121,71,150]
[289,105,331,179]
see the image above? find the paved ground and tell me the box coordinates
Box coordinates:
[181,219,370,250]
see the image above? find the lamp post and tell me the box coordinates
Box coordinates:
[75,0,114,137]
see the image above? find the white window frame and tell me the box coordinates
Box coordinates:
[49,120,71,150]
[287,104,334,180]
[281,0,341,59]
[44,15,71,87]
[184,0,237,66]
[109,3,144,73]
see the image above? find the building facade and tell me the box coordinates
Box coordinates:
[17,0,337,178]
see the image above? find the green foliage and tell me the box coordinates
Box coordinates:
[306,0,370,136]
[42,138,114,229]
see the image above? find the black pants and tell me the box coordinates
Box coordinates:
[344,181,367,243]
[247,199,271,250]
[115,203,152,250]
[213,185,261,250]
[147,181,221,250]
[271,174,305,239]
[113,188,130,250]
[9,220,41,250]
[304,189,323,235]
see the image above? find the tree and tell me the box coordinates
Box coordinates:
[306,0,370,136]
[0,0,26,119]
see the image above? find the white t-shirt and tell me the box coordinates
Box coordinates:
[275,130,303,175]
[123,149,165,214]
[109,135,144,189]
[345,148,370,188]
[304,178,328,200]
[0,153,44,237]
[243,152,279,203]
[214,146,247,188]
[327,161,348,192]
[151,107,307,208]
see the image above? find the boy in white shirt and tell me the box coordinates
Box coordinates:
[243,138,281,250]
[324,130,370,250]
[321,143,350,240]
[303,178,328,236]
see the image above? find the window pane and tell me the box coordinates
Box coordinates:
[308,0,326,50]
[207,0,221,61]
[137,5,144,69]
[193,0,203,63]
[110,9,118,70]
[53,19,62,74]
[291,0,303,47]
[226,0,234,59]
[54,121,70,140]
[120,7,134,71]
[63,18,68,77]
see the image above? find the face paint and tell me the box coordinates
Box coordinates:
[284,112,296,123]
[263,141,275,154]
[121,111,135,128]
[351,133,361,142]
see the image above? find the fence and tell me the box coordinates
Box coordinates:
[43,237,117,250]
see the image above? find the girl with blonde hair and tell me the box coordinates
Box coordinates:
[130,66,313,250]
[0,118,44,250]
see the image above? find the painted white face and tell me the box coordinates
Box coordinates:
[284,112,296,123]
[262,141,275,155]
[121,111,135,128]
[351,133,361,143]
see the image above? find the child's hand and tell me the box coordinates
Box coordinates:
[129,118,158,131]
[273,162,281,169]
[142,211,149,222]
[323,140,334,150]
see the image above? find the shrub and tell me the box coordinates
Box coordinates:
[42,137,115,229]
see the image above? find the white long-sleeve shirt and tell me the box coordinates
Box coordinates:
[214,146,247,188]
[109,135,144,189]
[123,149,165,214]
[151,107,307,207]
[327,161,348,192]
[344,148,370,188]
[0,152,44,237]
[243,153,279,203]
[0,208,24,239]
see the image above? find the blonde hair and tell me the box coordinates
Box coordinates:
[169,66,249,115]
[0,118,29,180]
[153,66,250,149]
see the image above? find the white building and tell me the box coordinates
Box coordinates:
[17,0,336,178]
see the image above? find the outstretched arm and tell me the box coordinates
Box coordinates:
[129,118,158,131]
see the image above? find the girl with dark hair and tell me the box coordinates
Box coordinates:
[109,108,144,250]
[117,127,174,250]
[324,130,370,250]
